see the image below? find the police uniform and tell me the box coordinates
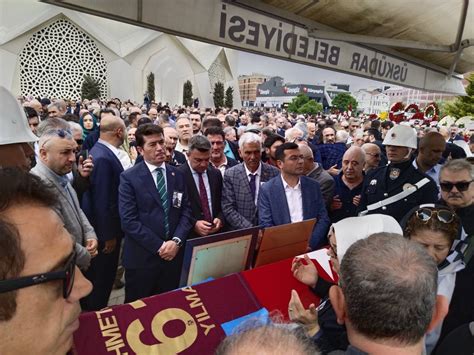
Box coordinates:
[357,124,439,222]
[358,159,439,221]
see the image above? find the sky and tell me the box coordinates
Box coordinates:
[237,51,388,92]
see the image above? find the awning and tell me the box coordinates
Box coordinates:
[40,0,473,95]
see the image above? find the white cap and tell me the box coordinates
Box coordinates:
[0,86,38,145]
[333,214,403,262]
[382,125,417,149]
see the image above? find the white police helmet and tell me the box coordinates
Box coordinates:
[0,86,38,145]
[382,124,417,149]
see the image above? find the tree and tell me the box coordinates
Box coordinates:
[213,82,224,108]
[287,93,322,115]
[183,80,193,107]
[445,74,474,118]
[81,75,102,100]
[225,86,234,108]
[331,93,358,113]
[147,72,155,102]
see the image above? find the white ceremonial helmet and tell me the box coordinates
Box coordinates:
[382,124,417,149]
[333,214,403,262]
[0,86,38,145]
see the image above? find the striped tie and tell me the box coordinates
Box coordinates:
[156,168,169,237]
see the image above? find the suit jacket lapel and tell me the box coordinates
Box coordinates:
[301,178,311,220]
[238,164,253,197]
[166,165,176,210]
[276,176,291,224]
[140,163,164,209]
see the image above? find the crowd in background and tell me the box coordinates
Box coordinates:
[0,88,473,355]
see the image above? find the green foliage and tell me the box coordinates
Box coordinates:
[445,74,474,118]
[287,93,322,114]
[81,75,102,100]
[147,72,155,101]
[225,86,234,108]
[183,80,193,107]
[213,82,225,108]
[331,93,358,113]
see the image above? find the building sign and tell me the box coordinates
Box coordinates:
[44,0,466,95]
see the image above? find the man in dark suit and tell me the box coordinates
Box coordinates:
[222,132,279,230]
[119,124,193,302]
[81,113,125,310]
[259,142,331,250]
[178,135,225,239]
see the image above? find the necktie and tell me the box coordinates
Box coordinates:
[198,173,212,222]
[156,168,169,237]
[249,173,257,201]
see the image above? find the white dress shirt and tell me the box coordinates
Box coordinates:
[98,139,132,170]
[281,175,303,223]
[244,162,262,205]
[144,160,167,189]
[190,167,213,217]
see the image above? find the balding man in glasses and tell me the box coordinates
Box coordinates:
[31,128,98,270]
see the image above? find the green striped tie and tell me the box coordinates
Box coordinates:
[156,168,169,237]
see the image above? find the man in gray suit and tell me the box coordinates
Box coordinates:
[222,132,279,229]
[31,128,98,270]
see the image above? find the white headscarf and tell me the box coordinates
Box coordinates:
[333,214,403,262]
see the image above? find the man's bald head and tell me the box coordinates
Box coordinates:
[361,143,381,171]
[298,143,313,159]
[343,146,366,164]
[419,132,445,149]
[418,132,446,169]
[99,114,125,146]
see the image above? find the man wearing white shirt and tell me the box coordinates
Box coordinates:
[118,124,193,302]
[259,142,331,250]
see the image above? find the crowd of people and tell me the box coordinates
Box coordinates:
[0,85,473,354]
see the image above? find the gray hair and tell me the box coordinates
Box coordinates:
[440,158,474,179]
[335,130,349,143]
[285,127,304,142]
[294,122,308,140]
[68,121,83,136]
[340,233,438,345]
[188,135,211,152]
[215,321,316,355]
[223,126,235,135]
[47,100,66,112]
[239,132,261,150]
[39,128,73,149]
[37,117,69,137]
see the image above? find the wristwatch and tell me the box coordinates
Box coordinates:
[171,237,183,247]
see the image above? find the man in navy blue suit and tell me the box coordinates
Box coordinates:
[259,142,331,250]
[119,124,193,302]
[81,113,125,310]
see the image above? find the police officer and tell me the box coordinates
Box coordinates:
[358,124,438,221]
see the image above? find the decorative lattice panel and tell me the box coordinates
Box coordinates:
[208,55,226,90]
[19,18,107,99]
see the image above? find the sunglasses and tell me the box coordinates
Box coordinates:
[75,139,84,145]
[415,208,455,224]
[439,181,472,192]
[0,250,76,298]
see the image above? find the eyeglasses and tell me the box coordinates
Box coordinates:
[439,181,472,192]
[365,152,381,158]
[0,250,76,298]
[415,208,455,224]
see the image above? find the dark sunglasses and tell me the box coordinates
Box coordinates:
[0,250,76,298]
[415,208,455,224]
[75,139,84,145]
[439,181,472,192]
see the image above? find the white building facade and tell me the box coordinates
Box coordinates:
[353,89,390,114]
[0,0,240,107]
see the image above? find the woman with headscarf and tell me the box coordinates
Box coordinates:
[289,214,403,354]
[401,203,464,354]
[79,112,98,140]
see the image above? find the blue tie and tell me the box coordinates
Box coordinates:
[249,173,257,201]
[156,168,169,237]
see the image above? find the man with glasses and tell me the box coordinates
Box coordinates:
[437,158,474,345]
[361,143,382,172]
[31,128,98,270]
[0,168,92,355]
[259,142,330,250]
